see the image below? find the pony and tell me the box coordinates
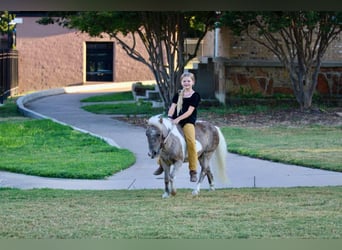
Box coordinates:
[145,114,228,198]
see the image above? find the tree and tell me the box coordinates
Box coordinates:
[220,11,342,111]
[0,11,13,33]
[0,11,16,48]
[38,11,216,109]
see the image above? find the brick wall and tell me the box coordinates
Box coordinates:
[15,17,154,94]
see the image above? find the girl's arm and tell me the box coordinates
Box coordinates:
[173,106,195,124]
[167,103,177,117]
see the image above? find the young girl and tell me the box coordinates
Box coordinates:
[153,72,201,182]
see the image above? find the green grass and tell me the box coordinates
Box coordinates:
[0,119,135,179]
[0,97,21,117]
[82,101,164,115]
[222,125,342,172]
[80,91,134,102]
[80,90,164,115]
[0,187,341,239]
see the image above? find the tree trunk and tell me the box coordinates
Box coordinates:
[288,64,319,111]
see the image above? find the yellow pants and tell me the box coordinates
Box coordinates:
[183,123,198,172]
[157,123,198,172]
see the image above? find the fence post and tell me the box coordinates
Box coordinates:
[0,49,18,104]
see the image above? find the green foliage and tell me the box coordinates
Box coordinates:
[37,11,144,37]
[220,11,342,36]
[0,11,15,34]
[38,11,216,40]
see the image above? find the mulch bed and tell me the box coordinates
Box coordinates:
[116,107,342,128]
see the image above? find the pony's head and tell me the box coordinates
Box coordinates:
[145,124,162,159]
[145,115,172,159]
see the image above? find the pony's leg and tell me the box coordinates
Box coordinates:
[206,170,215,191]
[192,165,208,195]
[192,155,214,195]
[162,165,171,198]
[201,154,215,191]
[170,161,182,196]
[190,159,202,196]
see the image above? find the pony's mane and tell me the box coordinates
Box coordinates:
[147,114,173,131]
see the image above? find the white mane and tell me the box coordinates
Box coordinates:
[147,114,202,160]
[147,114,173,131]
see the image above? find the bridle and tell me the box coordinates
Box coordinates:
[163,127,173,144]
[152,120,175,150]
[146,116,176,156]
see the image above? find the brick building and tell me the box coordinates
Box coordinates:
[11,15,154,94]
[2,13,342,103]
[199,27,342,104]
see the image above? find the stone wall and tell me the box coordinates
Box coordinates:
[213,27,342,61]
[215,59,342,99]
[318,67,342,96]
[203,27,342,104]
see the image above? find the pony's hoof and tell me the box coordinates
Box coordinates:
[171,190,177,196]
[209,186,215,191]
[162,193,170,199]
[192,190,199,196]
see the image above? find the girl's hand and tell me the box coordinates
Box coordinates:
[173,118,180,124]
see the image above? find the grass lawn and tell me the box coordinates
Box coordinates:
[2,96,153,180]
[80,91,134,102]
[80,91,164,115]
[222,125,342,172]
[82,101,164,115]
[0,187,341,239]
[0,99,135,179]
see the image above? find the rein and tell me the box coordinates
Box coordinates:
[161,125,174,146]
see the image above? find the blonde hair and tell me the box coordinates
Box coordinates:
[176,72,195,115]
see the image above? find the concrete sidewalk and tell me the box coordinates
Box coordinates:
[1,84,342,190]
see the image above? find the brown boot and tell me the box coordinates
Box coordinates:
[189,170,197,182]
[153,165,164,175]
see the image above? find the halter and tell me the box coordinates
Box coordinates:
[147,114,180,151]
[161,123,174,147]
[162,128,171,143]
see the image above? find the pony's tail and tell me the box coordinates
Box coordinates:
[211,127,229,185]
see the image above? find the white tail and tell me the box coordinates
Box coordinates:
[211,127,229,184]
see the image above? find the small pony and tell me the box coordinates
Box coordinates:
[145,114,228,198]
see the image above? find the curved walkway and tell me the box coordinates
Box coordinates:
[1,83,342,190]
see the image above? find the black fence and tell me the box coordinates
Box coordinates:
[0,49,18,104]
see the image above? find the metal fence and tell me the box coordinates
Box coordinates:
[0,49,18,104]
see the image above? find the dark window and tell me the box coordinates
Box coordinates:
[86,42,113,82]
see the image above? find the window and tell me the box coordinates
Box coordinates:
[86,42,113,82]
